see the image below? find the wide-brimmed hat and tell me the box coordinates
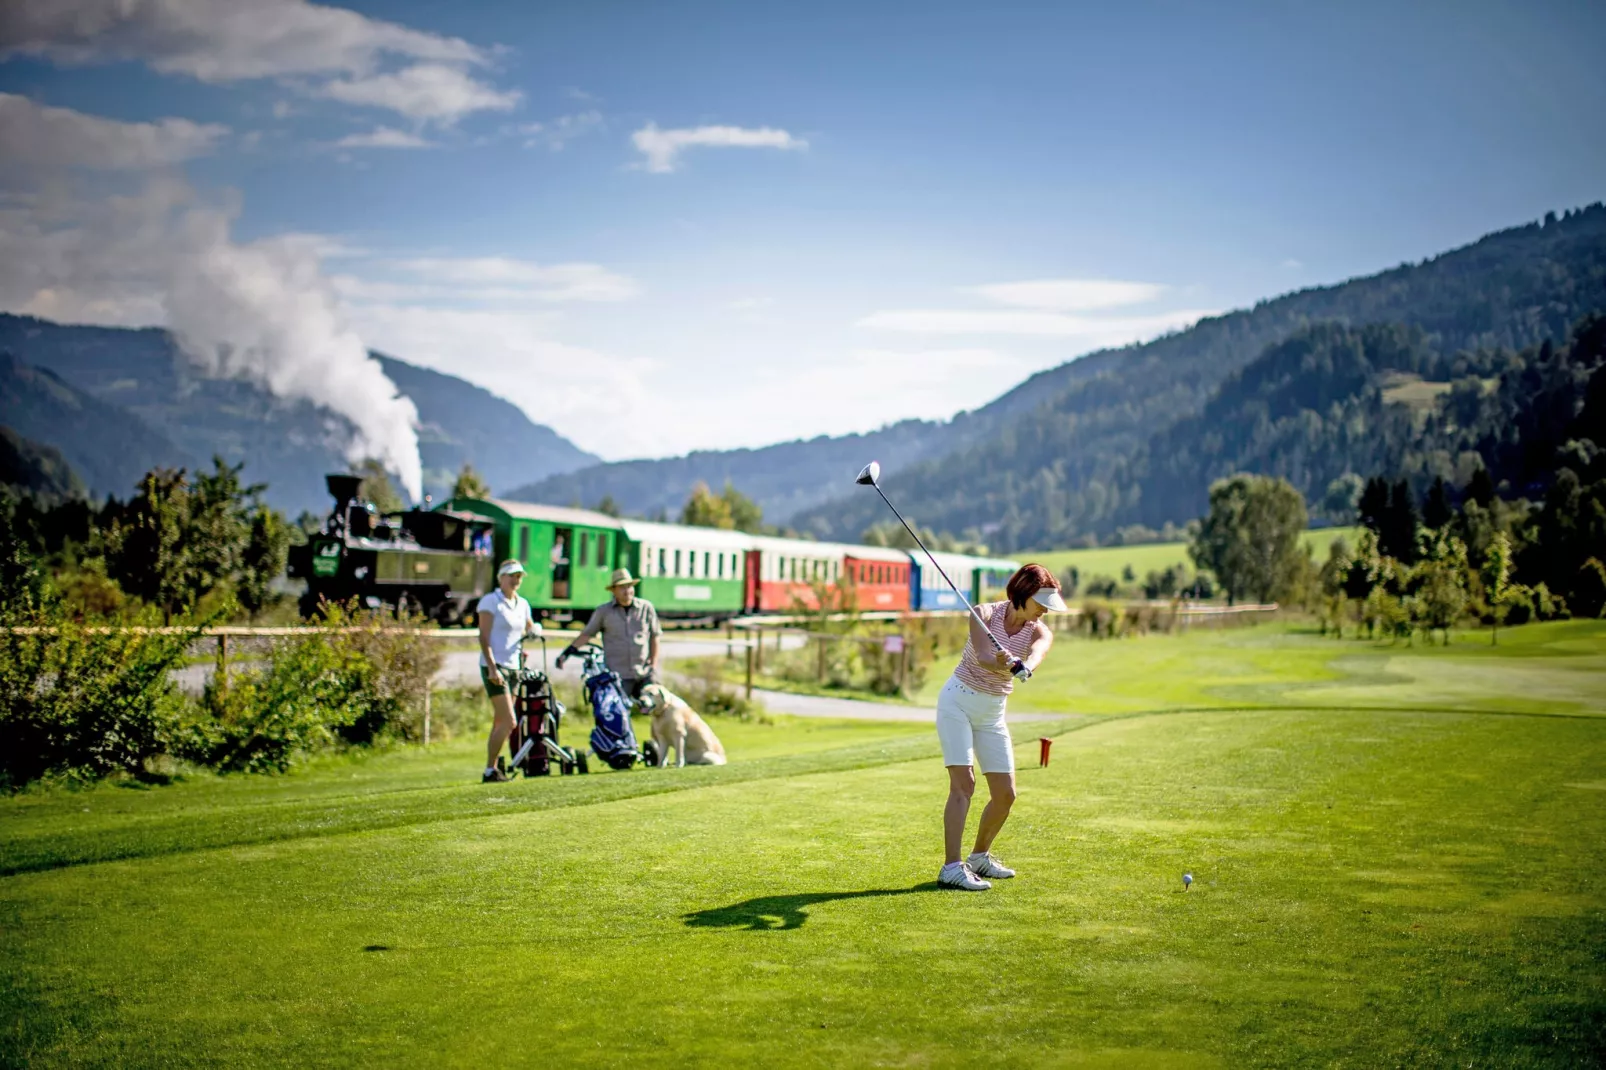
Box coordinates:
[498,559,525,577]
[608,567,640,588]
[1032,587,1069,613]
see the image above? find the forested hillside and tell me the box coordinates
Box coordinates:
[506,417,959,524]
[793,205,1606,549]
[0,426,87,500]
[0,316,596,513]
[0,353,193,497]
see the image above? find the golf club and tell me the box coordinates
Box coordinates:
[855,461,1031,680]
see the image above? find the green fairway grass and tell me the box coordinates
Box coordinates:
[1025,527,1360,587]
[3,622,1604,1066]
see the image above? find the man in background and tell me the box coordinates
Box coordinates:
[560,567,661,698]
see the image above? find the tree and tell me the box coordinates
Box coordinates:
[1322,474,1364,524]
[1383,480,1421,563]
[720,481,764,533]
[356,459,404,513]
[1465,467,1496,509]
[105,468,192,622]
[238,507,290,622]
[451,464,490,500]
[681,481,735,529]
[1480,531,1515,645]
[1316,536,1352,636]
[1410,530,1470,645]
[595,495,622,518]
[1343,529,1383,636]
[1188,474,1309,605]
[1422,476,1454,530]
[1357,476,1391,534]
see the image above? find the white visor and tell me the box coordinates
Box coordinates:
[1032,588,1068,612]
[498,561,525,577]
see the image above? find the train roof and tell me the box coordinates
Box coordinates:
[450,497,626,530]
[840,544,914,564]
[618,519,756,551]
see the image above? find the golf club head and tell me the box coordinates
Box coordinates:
[855,461,881,487]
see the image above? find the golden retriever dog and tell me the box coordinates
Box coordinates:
[637,684,727,767]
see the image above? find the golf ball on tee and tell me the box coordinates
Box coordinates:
[1183,872,1193,890]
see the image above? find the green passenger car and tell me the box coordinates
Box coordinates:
[442,498,625,622]
[617,519,752,618]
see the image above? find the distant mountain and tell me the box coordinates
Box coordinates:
[505,418,963,524]
[0,315,597,514]
[793,203,1606,549]
[0,425,88,500]
[0,352,193,497]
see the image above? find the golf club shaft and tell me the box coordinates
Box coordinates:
[869,484,1012,661]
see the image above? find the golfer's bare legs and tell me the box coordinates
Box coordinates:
[485,691,515,769]
[972,771,1017,856]
[943,765,976,864]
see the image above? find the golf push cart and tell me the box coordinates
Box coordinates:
[556,645,661,771]
[502,634,589,778]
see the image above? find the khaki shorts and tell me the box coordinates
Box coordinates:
[481,662,518,698]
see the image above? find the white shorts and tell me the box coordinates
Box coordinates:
[935,675,1014,774]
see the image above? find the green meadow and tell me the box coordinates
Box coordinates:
[1025,527,1360,587]
[3,621,1604,1067]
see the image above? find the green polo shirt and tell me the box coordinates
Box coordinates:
[581,598,661,679]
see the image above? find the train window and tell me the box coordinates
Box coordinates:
[598,534,609,567]
[674,549,682,576]
[518,526,529,563]
[579,532,589,567]
[703,551,710,577]
[658,547,667,575]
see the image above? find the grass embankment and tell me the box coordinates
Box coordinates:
[1025,526,1360,583]
[3,622,1604,1066]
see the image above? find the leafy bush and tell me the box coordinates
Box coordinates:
[0,615,199,789]
[176,604,443,774]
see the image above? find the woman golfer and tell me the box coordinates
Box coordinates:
[936,563,1065,890]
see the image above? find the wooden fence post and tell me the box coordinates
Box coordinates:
[755,628,764,673]
[726,623,733,659]
[422,684,432,745]
[215,634,228,692]
[745,643,754,700]
[816,633,827,682]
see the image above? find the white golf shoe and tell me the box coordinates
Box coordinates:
[938,861,991,891]
[967,852,1015,879]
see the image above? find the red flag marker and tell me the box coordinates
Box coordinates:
[1039,737,1052,768]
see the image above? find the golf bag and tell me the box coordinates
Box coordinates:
[575,648,659,770]
[506,658,588,778]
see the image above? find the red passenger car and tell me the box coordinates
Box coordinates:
[745,537,850,612]
[843,546,911,611]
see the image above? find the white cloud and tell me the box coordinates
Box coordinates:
[513,110,602,150]
[0,92,227,176]
[631,122,806,173]
[333,125,433,149]
[385,257,639,303]
[0,0,514,123]
[317,63,519,123]
[1281,258,1303,270]
[856,307,1214,340]
[966,278,1165,311]
[339,302,656,457]
[0,99,423,497]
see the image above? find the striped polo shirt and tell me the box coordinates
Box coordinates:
[953,601,1045,696]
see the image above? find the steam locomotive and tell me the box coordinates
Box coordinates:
[286,474,495,625]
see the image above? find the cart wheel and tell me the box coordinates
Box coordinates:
[560,759,574,776]
[642,740,661,768]
[577,753,590,775]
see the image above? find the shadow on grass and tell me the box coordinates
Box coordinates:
[684,882,942,931]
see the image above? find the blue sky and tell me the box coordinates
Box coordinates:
[2,0,1604,473]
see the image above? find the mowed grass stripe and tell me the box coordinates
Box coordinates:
[0,720,1093,876]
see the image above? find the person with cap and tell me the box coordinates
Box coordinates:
[934,563,1067,891]
[559,567,661,699]
[478,559,542,783]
